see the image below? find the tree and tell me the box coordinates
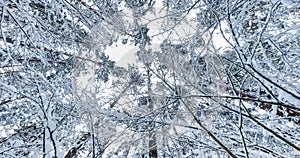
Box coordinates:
[1,0,300,157]
[0,0,116,157]
[96,0,300,157]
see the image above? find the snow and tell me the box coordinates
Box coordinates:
[286,122,294,128]
[257,108,267,115]
[48,119,56,129]
[241,100,254,108]
[0,83,17,92]
[270,105,278,118]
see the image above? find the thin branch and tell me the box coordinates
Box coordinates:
[180,94,300,112]
[47,127,57,158]
[249,66,300,101]
[222,104,300,152]
[0,96,26,106]
[180,99,237,158]
[238,100,249,158]
[147,65,237,157]
[6,9,36,47]
[64,133,91,158]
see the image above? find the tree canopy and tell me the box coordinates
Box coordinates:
[1,0,300,157]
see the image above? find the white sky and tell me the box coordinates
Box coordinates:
[105,1,229,67]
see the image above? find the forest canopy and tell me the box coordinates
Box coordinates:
[0,0,300,157]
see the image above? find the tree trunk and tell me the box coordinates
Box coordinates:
[146,66,158,158]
